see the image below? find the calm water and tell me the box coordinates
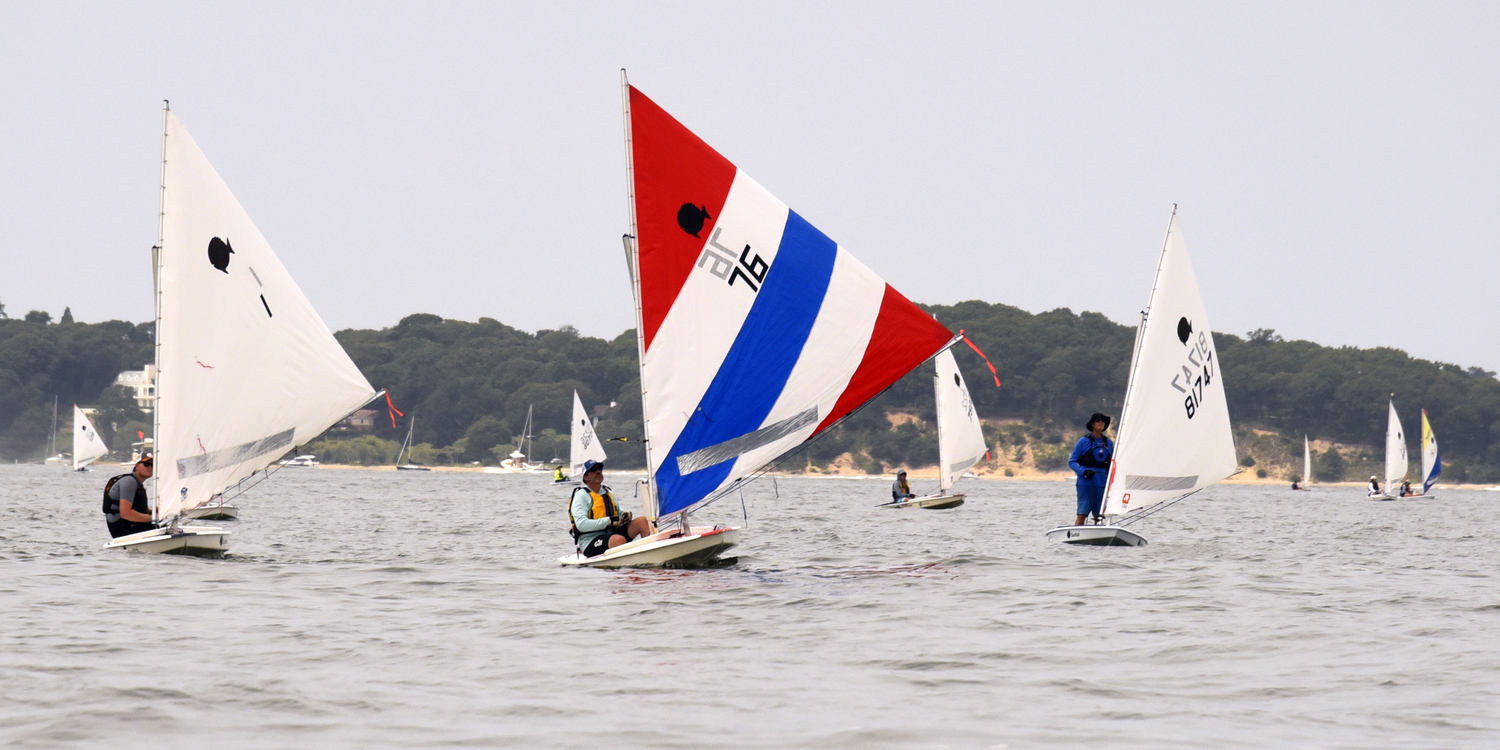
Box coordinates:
[2,465,1497,749]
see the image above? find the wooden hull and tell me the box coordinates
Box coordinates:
[559,527,740,569]
[103,525,231,556]
[1045,524,1147,547]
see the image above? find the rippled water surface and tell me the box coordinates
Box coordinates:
[2,465,1498,749]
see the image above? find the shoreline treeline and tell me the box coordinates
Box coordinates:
[3,302,1496,482]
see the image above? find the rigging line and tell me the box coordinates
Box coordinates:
[1113,487,1205,527]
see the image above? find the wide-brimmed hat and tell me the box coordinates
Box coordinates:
[583,459,605,474]
[1085,413,1112,430]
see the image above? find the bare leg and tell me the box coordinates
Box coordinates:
[1074,514,1087,526]
[625,516,655,540]
[607,533,629,548]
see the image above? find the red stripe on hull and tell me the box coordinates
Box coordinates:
[814,285,955,435]
[629,87,738,352]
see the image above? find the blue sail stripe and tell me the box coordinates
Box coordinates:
[655,210,838,515]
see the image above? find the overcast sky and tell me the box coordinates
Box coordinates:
[4,2,1497,374]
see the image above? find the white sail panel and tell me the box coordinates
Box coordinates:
[1421,409,1441,493]
[570,390,607,478]
[72,405,109,471]
[934,348,987,491]
[1102,213,1237,517]
[1303,435,1312,486]
[155,111,375,518]
[1385,399,1408,491]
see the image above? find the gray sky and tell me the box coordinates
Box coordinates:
[4,2,1498,372]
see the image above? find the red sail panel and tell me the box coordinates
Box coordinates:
[813,284,956,435]
[629,86,738,352]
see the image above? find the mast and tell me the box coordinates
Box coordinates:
[933,359,948,492]
[525,405,534,464]
[620,68,660,521]
[1104,206,1174,507]
[153,100,168,521]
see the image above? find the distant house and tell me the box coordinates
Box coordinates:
[114,365,157,412]
[334,409,379,432]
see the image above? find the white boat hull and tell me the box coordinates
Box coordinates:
[396,465,431,471]
[182,504,239,521]
[559,527,740,569]
[1045,524,1148,547]
[103,525,231,556]
[885,492,965,509]
[1367,493,1397,501]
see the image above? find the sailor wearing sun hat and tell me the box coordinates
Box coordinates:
[568,459,655,557]
[1069,413,1114,526]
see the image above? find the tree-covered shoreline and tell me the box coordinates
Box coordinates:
[3,301,1496,483]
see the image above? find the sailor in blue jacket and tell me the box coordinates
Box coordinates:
[1069,413,1114,526]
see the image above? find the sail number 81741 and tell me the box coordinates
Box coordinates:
[1171,330,1216,419]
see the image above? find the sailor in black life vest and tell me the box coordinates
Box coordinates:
[1069,413,1114,526]
[569,460,655,557]
[103,454,157,537]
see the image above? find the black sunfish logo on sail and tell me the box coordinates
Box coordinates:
[208,237,234,273]
[677,203,712,238]
[1176,317,1193,345]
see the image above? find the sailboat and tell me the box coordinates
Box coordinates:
[1368,398,1407,500]
[1416,409,1441,496]
[497,405,544,472]
[1294,435,1312,490]
[884,349,986,509]
[104,103,379,555]
[563,390,606,483]
[1046,208,1238,547]
[395,414,431,471]
[42,396,62,465]
[559,73,958,567]
[72,405,109,471]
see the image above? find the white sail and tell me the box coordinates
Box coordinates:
[72,405,109,471]
[154,110,376,519]
[933,348,987,491]
[1102,211,1237,517]
[1384,399,1408,492]
[1420,409,1441,493]
[569,390,607,478]
[1303,435,1312,486]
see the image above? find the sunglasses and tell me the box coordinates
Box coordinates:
[140,461,153,467]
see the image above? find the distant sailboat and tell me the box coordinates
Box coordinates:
[1047,208,1238,546]
[1368,398,1407,500]
[560,73,957,567]
[1418,409,1441,496]
[1294,435,1312,490]
[396,413,431,471]
[885,348,986,509]
[566,390,606,482]
[105,103,378,554]
[72,406,109,471]
[498,405,545,472]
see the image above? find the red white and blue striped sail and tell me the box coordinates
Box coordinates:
[626,85,956,518]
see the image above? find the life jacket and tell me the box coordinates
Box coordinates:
[102,473,148,519]
[569,485,617,540]
[1075,435,1113,469]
